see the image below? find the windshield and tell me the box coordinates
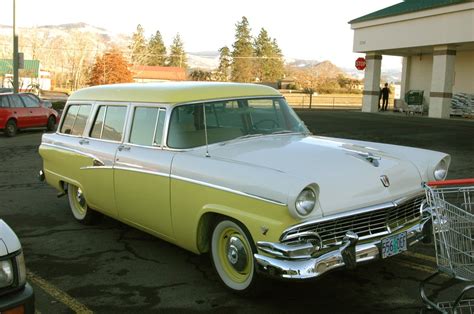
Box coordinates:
[167,97,308,149]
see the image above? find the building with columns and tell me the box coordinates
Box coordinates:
[350,0,474,118]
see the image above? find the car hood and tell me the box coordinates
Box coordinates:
[0,220,21,255]
[207,134,424,216]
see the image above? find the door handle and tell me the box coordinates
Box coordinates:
[29,111,33,113]
[118,145,131,152]
[13,111,17,114]
[79,139,89,145]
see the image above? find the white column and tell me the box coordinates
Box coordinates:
[429,46,456,119]
[362,53,382,113]
[400,56,411,99]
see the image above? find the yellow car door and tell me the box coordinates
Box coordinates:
[114,106,175,239]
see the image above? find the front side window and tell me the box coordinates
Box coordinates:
[167,98,307,149]
[90,106,127,142]
[60,104,91,135]
[129,107,166,146]
[21,94,40,108]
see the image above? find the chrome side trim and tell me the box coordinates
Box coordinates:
[281,191,425,240]
[41,143,103,164]
[113,166,169,178]
[80,166,114,170]
[171,174,287,206]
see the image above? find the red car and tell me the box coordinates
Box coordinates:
[0,93,59,137]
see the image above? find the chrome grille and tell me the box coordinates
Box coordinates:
[282,195,424,247]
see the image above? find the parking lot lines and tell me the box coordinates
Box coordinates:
[27,269,93,314]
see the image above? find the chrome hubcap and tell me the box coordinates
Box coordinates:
[226,236,248,272]
[76,188,86,208]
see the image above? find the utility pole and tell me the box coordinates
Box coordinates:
[12,0,19,94]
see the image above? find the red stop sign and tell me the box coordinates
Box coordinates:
[355,57,366,70]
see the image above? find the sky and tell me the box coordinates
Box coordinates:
[0,0,403,69]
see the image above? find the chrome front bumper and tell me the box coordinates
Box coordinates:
[254,216,431,280]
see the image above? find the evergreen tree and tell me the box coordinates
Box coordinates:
[269,38,285,80]
[147,30,167,66]
[254,28,285,82]
[167,33,187,68]
[216,46,231,81]
[129,24,147,65]
[88,48,133,86]
[189,69,212,81]
[231,17,254,82]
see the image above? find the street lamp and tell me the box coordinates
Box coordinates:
[13,0,19,94]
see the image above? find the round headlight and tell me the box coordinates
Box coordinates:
[0,259,14,288]
[434,159,448,181]
[295,188,316,216]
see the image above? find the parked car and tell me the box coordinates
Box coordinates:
[0,220,34,313]
[38,82,450,293]
[0,92,58,137]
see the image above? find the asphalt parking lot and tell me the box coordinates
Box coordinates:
[1,110,473,313]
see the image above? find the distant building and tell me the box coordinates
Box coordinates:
[0,59,51,91]
[278,78,296,90]
[350,0,474,118]
[131,65,186,82]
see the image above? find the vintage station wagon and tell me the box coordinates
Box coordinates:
[39,82,450,293]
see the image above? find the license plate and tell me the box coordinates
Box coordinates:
[381,232,407,259]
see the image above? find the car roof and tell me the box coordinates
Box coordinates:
[0,92,34,96]
[68,82,281,105]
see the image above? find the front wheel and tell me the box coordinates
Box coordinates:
[210,218,259,293]
[67,184,102,225]
[46,115,56,131]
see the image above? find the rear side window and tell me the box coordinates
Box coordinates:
[129,107,166,146]
[0,96,9,108]
[60,104,91,135]
[90,106,127,142]
[7,95,24,108]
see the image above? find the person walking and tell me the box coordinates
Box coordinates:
[381,83,391,111]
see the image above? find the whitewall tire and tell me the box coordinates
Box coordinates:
[210,218,258,293]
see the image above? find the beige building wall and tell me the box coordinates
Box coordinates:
[407,55,433,103]
[404,50,474,105]
[453,51,474,93]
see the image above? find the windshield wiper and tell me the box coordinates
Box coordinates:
[270,130,299,135]
[219,133,264,145]
[270,130,309,134]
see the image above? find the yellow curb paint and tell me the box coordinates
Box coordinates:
[403,251,437,263]
[395,259,437,274]
[27,269,93,314]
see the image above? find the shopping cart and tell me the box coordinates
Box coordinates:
[420,178,474,313]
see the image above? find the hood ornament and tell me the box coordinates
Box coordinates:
[345,149,381,167]
[380,175,390,188]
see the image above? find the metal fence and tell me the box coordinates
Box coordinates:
[283,93,395,110]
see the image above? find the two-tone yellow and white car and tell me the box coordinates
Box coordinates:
[39,82,450,293]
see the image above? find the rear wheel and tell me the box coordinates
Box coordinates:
[46,115,56,131]
[210,218,259,294]
[67,184,102,225]
[5,119,17,137]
